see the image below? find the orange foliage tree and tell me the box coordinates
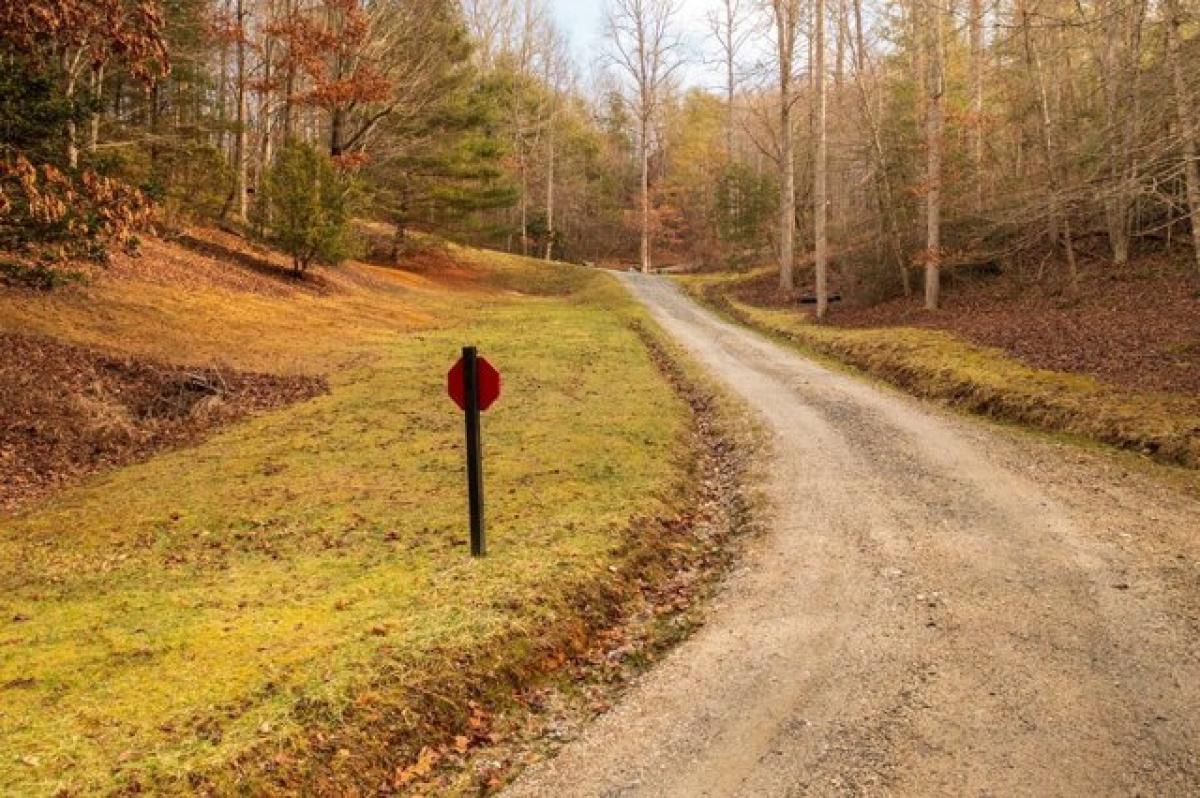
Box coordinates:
[0,0,168,167]
[0,0,167,278]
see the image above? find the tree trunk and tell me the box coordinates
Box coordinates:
[717,0,741,233]
[1022,0,1079,295]
[640,115,652,273]
[282,0,295,144]
[814,0,829,318]
[63,52,80,169]
[88,64,104,154]
[969,0,983,212]
[218,3,229,155]
[545,124,556,261]
[330,109,345,157]
[924,0,943,311]
[776,3,796,292]
[911,0,926,128]
[847,0,910,296]
[258,27,275,230]
[234,0,249,222]
[834,2,844,92]
[1165,0,1200,273]
[520,162,529,257]
[1099,0,1133,266]
[725,9,736,160]
[779,93,796,291]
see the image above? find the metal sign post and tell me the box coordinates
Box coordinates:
[462,347,485,557]
[447,347,501,557]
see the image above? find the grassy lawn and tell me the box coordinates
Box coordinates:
[0,242,691,794]
[679,270,1200,470]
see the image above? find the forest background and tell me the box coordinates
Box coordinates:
[3,0,1200,310]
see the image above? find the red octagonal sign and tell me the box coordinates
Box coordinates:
[447,355,502,412]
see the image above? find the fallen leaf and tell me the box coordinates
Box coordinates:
[393,746,440,787]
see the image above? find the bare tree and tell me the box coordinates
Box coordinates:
[542,34,573,261]
[767,0,803,291]
[707,0,754,159]
[969,0,984,212]
[1164,0,1200,273]
[1094,0,1145,267]
[840,0,910,295]
[606,0,686,273]
[463,0,519,67]
[234,0,249,222]
[923,0,942,310]
[1020,0,1079,295]
[814,0,829,317]
[257,0,278,205]
[508,1,553,256]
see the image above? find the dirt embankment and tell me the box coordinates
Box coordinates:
[730,258,1200,397]
[0,223,449,512]
[0,333,326,512]
[691,265,1200,470]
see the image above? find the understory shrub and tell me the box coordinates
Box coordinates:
[264,142,359,274]
[0,151,151,278]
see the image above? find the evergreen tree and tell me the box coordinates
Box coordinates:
[264,141,357,273]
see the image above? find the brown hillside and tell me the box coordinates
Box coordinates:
[733,257,1200,397]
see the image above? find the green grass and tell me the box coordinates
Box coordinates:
[0,246,692,794]
[679,269,1200,470]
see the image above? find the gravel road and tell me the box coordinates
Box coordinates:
[504,273,1200,797]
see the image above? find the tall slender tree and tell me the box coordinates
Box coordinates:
[923,0,943,310]
[1020,0,1079,295]
[814,0,829,317]
[234,0,249,220]
[768,0,802,291]
[606,0,685,273]
[708,0,752,160]
[1164,0,1200,273]
[968,0,984,212]
[842,0,910,295]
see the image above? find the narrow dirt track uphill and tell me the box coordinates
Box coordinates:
[505,274,1200,797]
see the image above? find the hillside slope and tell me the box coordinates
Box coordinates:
[730,258,1200,396]
[0,230,721,795]
[682,268,1200,471]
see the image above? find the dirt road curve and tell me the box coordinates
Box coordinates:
[505,274,1200,797]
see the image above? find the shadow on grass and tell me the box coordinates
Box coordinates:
[174,233,337,295]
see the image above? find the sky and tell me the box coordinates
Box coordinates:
[548,0,727,91]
